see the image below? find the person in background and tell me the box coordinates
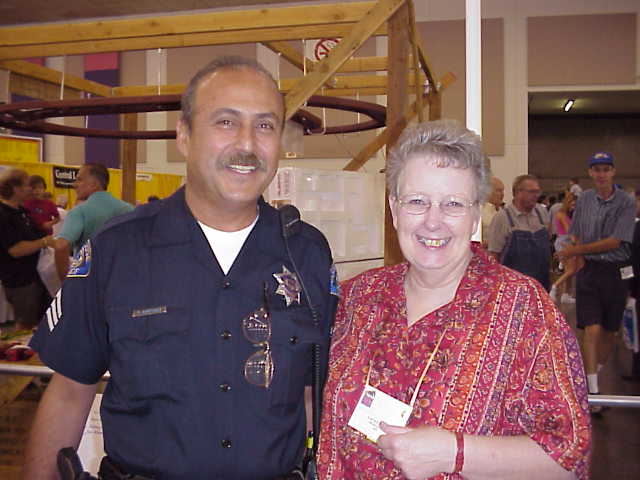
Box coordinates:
[52,163,133,282]
[488,174,551,290]
[539,194,550,210]
[549,192,565,237]
[550,192,577,304]
[480,176,504,247]
[319,120,590,480]
[625,189,640,381]
[557,152,635,414]
[25,56,336,480]
[24,175,60,235]
[569,177,583,198]
[0,169,53,330]
[52,193,68,237]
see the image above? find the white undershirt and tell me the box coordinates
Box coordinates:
[198,215,258,275]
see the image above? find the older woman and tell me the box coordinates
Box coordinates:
[318,121,590,480]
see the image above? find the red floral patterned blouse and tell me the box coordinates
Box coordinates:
[318,244,591,479]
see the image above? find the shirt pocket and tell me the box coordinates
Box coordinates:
[106,305,190,403]
[266,306,325,411]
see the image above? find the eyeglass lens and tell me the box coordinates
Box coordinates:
[242,282,274,388]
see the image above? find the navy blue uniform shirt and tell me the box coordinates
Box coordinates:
[31,187,337,480]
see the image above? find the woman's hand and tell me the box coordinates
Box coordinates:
[377,422,456,480]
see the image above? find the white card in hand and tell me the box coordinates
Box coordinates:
[348,384,412,442]
[621,265,634,280]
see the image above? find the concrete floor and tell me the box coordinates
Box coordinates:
[557,301,640,480]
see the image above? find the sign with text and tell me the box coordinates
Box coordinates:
[53,166,79,188]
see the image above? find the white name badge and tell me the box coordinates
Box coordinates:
[621,265,634,280]
[348,384,412,442]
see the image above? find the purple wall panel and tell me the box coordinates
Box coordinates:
[85,69,119,168]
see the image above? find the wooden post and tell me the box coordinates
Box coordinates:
[384,0,410,266]
[121,113,137,204]
[428,90,442,120]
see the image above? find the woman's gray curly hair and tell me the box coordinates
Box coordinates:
[386,120,492,204]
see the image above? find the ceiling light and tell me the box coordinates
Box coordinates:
[563,99,575,112]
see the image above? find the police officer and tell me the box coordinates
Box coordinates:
[25,56,337,479]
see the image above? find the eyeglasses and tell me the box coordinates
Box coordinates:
[518,188,541,195]
[242,283,274,388]
[396,194,476,217]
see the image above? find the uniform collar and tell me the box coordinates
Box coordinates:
[148,187,288,260]
[148,187,195,247]
[252,197,289,259]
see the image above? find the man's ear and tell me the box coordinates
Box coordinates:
[176,118,190,158]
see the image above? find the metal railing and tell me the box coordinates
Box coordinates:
[1,363,639,407]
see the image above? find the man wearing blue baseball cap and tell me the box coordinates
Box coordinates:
[558,151,635,414]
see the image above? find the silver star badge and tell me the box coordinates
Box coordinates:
[273,265,301,306]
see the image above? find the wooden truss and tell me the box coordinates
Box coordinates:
[0,0,446,262]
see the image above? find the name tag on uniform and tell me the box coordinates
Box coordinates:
[347,385,411,442]
[131,306,167,318]
[621,265,634,280]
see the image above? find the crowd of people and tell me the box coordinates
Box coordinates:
[483,153,637,416]
[0,55,637,479]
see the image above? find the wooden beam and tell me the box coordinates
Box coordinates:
[120,113,137,204]
[280,73,425,92]
[112,84,186,96]
[0,60,111,97]
[0,24,387,61]
[262,41,306,71]
[343,95,421,172]
[0,2,378,47]
[428,91,442,120]
[343,73,455,171]
[384,0,411,266]
[337,56,389,73]
[414,37,438,95]
[112,82,388,98]
[9,73,83,100]
[284,0,406,121]
[408,1,424,122]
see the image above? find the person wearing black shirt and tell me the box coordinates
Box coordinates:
[0,168,53,330]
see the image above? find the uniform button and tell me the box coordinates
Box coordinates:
[289,336,299,345]
[221,439,232,448]
[219,383,231,392]
[220,330,232,340]
[222,280,231,289]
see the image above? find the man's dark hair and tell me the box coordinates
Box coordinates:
[85,163,109,190]
[180,55,283,132]
[28,174,46,189]
[0,168,28,199]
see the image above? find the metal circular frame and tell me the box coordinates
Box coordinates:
[0,94,386,139]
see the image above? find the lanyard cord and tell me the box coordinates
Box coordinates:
[365,327,448,410]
